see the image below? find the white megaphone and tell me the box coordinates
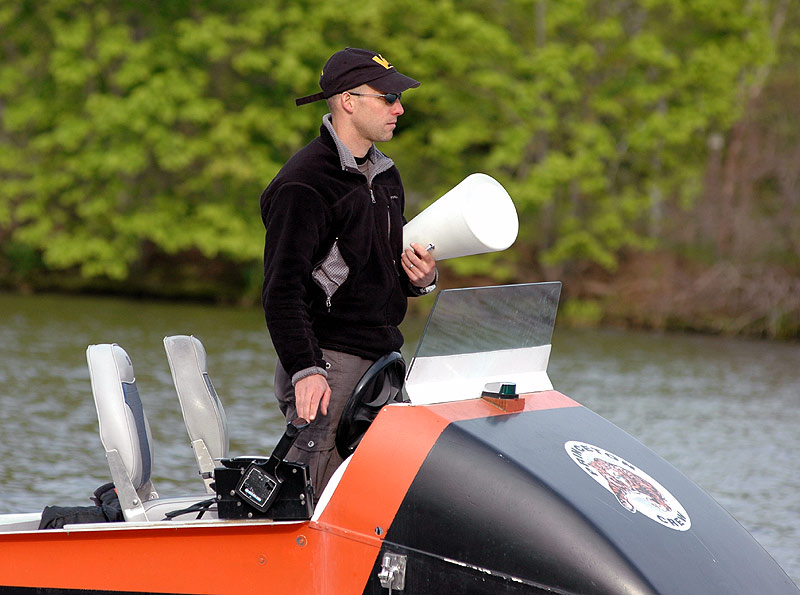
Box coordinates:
[403,173,519,260]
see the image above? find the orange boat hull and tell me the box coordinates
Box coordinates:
[1,392,578,593]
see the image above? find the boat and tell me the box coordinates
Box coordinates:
[0,282,797,594]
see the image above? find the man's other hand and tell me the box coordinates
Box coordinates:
[401,242,436,287]
[294,374,331,421]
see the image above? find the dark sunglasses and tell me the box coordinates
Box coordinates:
[348,91,402,104]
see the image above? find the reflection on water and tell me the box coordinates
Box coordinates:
[0,292,797,585]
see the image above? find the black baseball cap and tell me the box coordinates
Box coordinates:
[295,48,420,106]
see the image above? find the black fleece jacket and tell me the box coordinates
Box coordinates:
[261,118,420,380]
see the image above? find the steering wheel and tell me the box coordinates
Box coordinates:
[335,352,406,459]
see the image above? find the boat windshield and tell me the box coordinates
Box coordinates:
[405,282,561,405]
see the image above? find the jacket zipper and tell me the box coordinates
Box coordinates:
[369,182,396,272]
[367,176,401,293]
[388,206,398,273]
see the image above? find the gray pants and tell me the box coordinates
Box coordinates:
[274,349,373,501]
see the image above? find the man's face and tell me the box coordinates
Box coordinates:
[349,84,405,144]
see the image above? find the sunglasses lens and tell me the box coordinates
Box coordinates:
[385,93,400,104]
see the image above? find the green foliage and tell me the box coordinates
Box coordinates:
[406,0,773,273]
[0,0,777,286]
[0,1,303,279]
[560,298,605,328]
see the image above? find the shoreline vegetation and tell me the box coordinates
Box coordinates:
[1,2,797,340]
[2,248,798,340]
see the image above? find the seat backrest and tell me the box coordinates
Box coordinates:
[86,343,158,522]
[163,335,229,494]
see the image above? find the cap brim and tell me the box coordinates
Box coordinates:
[363,70,420,94]
[295,69,420,107]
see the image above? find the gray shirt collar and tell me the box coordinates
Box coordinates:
[322,114,394,183]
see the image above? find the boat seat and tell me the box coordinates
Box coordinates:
[87,343,219,523]
[87,343,159,522]
[163,335,229,494]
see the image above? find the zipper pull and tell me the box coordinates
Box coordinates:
[369,186,376,204]
[326,296,332,311]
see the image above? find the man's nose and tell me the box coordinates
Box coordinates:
[391,100,404,115]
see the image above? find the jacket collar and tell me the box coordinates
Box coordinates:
[321,114,394,182]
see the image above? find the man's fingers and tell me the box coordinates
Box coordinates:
[405,243,435,270]
[306,394,320,421]
[320,386,332,417]
[295,374,330,421]
[412,242,436,266]
[402,243,436,286]
[298,393,314,421]
[402,249,424,275]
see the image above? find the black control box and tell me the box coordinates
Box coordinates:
[214,457,314,521]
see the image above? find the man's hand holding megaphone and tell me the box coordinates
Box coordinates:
[401,242,437,290]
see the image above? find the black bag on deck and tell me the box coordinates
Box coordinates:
[38,482,124,529]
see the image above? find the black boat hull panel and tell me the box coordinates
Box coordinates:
[366,404,796,594]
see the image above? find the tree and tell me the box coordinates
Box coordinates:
[0,0,777,291]
[391,0,774,278]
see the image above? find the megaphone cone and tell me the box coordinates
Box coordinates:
[403,173,519,260]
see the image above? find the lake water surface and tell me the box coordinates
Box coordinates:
[0,292,797,585]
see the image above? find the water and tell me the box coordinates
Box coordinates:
[549,327,800,585]
[0,292,797,585]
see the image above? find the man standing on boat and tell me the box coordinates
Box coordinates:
[260,48,436,498]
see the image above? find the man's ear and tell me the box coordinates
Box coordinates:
[339,91,356,115]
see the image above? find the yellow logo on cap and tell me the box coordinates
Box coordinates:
[372,54,392,69]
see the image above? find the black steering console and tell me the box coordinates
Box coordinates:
[215,418,314,520]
